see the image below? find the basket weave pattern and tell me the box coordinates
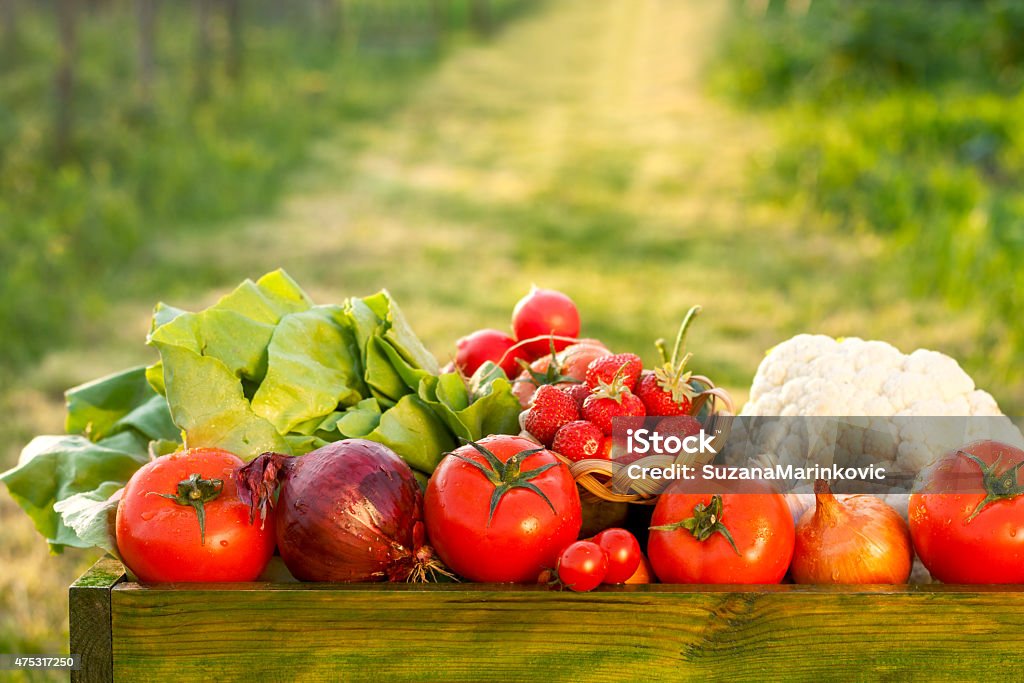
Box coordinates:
[560,376,735,504]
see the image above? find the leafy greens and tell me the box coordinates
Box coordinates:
[1,269,522,552]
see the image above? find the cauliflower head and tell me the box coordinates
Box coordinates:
[743,334,1003,417]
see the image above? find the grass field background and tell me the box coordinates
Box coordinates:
[2,1,1020,678]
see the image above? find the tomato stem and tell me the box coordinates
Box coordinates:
[150,472,223,545]
[452,439,557,526]
[960,450,1024,522]
[649,494,740,555]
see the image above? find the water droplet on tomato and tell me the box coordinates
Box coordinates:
[140,511,155,521]
[220,540,229,547]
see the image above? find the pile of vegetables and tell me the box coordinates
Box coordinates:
[0,270,520,556]
[3,272,1023,590]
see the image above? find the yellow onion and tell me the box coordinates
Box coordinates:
[791,479,913,584]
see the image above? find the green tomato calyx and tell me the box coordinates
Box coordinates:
[451,440,558,527]
[650,493,740,555]
[150,472,224,545]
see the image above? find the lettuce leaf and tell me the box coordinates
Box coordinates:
[155,344,289,458]
[53,482,124,558]
[417,370,522,442]
[345,292,438,406]
[65,367,176,442]
[363,394,455,474]
[0,366,180,551]
[148,270,312,385]
[251,305,366,434]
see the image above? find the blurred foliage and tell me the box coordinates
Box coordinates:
[0,0,530,380]
[712,0,1024,104]
[711,0,1024,377]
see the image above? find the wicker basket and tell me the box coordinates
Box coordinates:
[563,376,735,504]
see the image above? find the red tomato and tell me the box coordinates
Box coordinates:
[556,541,607,592]
[512,287,580,357]
[424,435,582,582]
[592,528,641,584]
[648,481,794,584]
[116,448,275,583]
[455,328,527,378]
[909,440,1024,583]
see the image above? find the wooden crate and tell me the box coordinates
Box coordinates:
[70,556,1024,682]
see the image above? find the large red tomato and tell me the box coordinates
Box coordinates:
[424,435,582,582]
[116,448,275,582]
[648,480,794,584]
[909,440,1024,583]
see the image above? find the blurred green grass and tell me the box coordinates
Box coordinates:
[0,0,529,376]
[2,1,1021,678]
[709,0,1024,392]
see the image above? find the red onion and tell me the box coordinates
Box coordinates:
[236,439,446,582]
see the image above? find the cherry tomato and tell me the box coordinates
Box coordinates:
[424,435,582,583]
[648,480,794,584]
[592,528,641,584]
[909,440,1024,583]
[557,540,607,592]
[116,448,275,582]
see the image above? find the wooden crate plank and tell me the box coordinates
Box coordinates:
[69,556,125,683]
[108,582,1024,682]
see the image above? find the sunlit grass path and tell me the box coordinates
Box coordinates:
[2,0,1007,667]
[21,0,997,409]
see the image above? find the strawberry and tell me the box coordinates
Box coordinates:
[637,306,702,416]
[551,420,604,462]
[558,382,592,411]
[598,437,614,460]
[637,372,695,416]
[585,353,643,391]
[524,384,580,446]
[581,375,646,436]
[656,415,702,439]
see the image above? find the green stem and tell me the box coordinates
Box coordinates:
[960,451,1024,522]
[452,440,557,526]
[649,494,739,555]
[669,305,702,368]
[150,473,223,545]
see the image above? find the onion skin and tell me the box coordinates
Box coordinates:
[791,480,913,585]
[236,439,430,582]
